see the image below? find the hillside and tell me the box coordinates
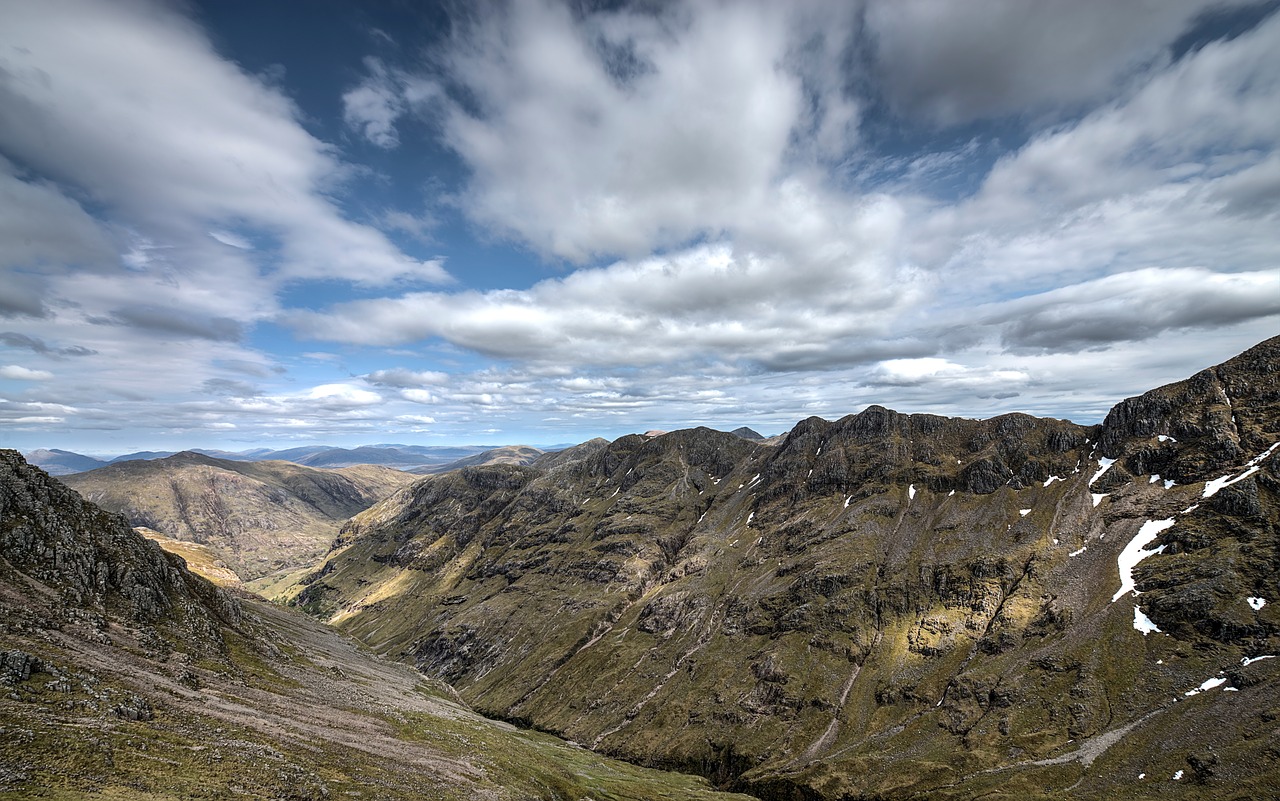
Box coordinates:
[288,336,1280,799]
[0,450,753,801]
[61,452,415,583]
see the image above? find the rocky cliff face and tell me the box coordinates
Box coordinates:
[294,336,1280,800]
[0,449,238,650]
[62,451,414,583]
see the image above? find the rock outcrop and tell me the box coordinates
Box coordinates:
[1,449,239,649]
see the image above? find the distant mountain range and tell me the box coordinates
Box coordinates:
[24,430,773,475]
[24,443,505,475]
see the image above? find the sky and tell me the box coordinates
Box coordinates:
[1,0,1278,454]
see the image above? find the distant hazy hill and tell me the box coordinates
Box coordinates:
[22,447,108,475]
[409,444,545,474]
[62,451,415,583]
[290,336,1280,800]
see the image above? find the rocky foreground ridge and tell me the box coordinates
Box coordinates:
[292,335,1280,799]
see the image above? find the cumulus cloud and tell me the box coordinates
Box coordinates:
[4,1,1279,449]
[289,195,920,372]
[359,0,861,262]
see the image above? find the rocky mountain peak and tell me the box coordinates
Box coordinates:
[1099,334,1280,483]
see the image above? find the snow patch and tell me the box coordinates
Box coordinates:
[908,484,916,500]
[1203,442,1280,498]
[1248,597,1267,611]
[1019,508,1031,517]
[1203,467,1259,499]
[1133,606,1161,635]
[844,495,852,508]
[1149,474,1160,484]
[1092,493,1108,507]
[1157,435,1175,443]
[1069,546,1087,557]
[1089,457,1116,486]
[746,512,754,525]
[1111,518,1176,602]
[1184,676,1226,696]
[1163,479,1175,489]
[948,489,955,497]
[1242,654,1276,667]
[1043,475,1062,487]
[1173,770,1184,781]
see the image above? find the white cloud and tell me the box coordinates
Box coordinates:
[391,0,860,262]
[0,365,54,381]
[288,193,921,372]
[363,368,450,387]
[0,0,447,286]
[343,57,407,149]
[305,383,383,408]
[209,230,253,250]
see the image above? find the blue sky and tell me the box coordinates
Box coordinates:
[1,0,1278,454]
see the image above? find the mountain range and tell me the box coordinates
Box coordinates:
[22,443,528,475]
[2,335,1277,800]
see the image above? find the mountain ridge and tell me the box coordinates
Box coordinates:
[287,335,1280,799]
